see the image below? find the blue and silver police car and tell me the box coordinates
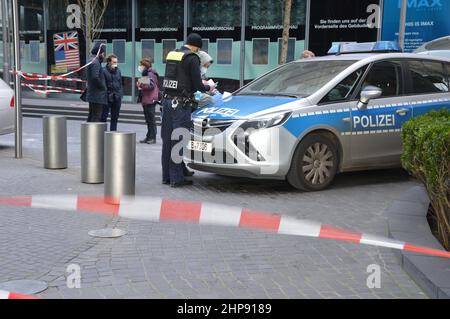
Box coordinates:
[186,41,450,191]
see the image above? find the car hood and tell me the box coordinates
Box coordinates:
[192,95,298,120]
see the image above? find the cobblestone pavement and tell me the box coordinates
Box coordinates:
[0,118,427,299]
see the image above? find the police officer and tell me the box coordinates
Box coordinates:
[161,33,214,188]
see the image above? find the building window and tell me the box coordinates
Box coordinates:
[29,40,40,63]
[137,0,183,28]
[407,60,449,93]
[190,0,241,27]
[162,39,177,63]
[253,39,269,65]
[20,40,26,61]
[141,39,155,61]
[278,38,296,64]
[202,39,210,53]
[93,39,107,55]
[112,39,126,63]
[217,39,233,65]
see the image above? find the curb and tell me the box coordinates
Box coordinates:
[1,194,450,260]
[387,185,450,299]
[0,290,40,299]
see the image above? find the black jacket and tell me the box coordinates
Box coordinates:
[103,65,123,102]
[181,46,210,93]
[86,57,107,105]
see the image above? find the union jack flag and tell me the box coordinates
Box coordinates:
[53,31,80,71]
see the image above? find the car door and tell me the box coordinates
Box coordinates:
[404,59,450,118]
[350,60,412,167]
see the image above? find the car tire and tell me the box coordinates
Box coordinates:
[287,133,339,191]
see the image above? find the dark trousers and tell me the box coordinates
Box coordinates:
[87,102,105,122]
[161,99,191,184]
[101,98,122,131]
[142,103,157,140]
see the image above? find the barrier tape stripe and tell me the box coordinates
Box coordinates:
[0,289,40,299]
[0,195,449,259]
[12,71,86,83]
[21,83,84,94]
[21,84,62,97]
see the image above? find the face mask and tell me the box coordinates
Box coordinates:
[138,65,145,73]
[200,66,208,77]
[111,64,118,69]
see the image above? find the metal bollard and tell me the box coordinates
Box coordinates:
[81,122,107,184]
[104,132,136,204]
[43,116,67,169]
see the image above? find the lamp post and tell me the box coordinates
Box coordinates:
[398,0,407,50]
[12,0,22,159]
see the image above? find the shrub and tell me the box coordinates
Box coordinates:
[401,109,450,250]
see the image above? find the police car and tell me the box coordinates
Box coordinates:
[186,41,450,191]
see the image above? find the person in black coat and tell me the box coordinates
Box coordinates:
[86,42,107,122]
[101,54,123,131]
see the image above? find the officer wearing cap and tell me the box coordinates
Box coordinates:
[161,33,215,188]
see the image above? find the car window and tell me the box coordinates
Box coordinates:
[237,60,356,98]
[407,60,449,94]
[446,62,450,88]
[320,66,367,103]
[359,61,402,98]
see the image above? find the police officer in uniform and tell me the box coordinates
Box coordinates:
[161,33,214,187]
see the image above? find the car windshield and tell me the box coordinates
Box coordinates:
[237,60,356,98]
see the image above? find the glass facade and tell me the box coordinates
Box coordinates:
[6,0,307,102]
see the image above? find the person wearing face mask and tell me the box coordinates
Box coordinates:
[197,50,214,81]
[86,42,107,122]
[101,54,123,131]
[161,33,215,188]
[136,57,160,144]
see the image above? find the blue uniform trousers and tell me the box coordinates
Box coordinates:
[161,98,192,184]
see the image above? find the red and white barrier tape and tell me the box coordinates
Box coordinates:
[0,289,40,299]
[21,83,84,94]
[12,71,86,83]
[0,195,449,259]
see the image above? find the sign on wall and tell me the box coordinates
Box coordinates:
[308,0,380,56]
[381,0,450,52]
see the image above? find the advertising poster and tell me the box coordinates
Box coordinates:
[308,0,380,56]
[381,0,450,51]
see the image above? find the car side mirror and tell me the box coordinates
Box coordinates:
[357,85,382,110]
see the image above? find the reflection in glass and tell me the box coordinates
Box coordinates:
[247,0,306,26]
[191,0,241,27]
[137,0,183,28]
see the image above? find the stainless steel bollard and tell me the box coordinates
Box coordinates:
[104,132,136,204]
[43,116,67,169]
[81,122,107,184]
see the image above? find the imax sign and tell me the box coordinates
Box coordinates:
[398,0,443,9]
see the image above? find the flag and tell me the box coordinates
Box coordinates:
[53,31,80,71]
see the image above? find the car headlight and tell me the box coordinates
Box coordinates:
[240,112,292,131]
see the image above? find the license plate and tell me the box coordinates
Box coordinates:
[188,141,212,153]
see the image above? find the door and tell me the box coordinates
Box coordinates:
[350,60,412,167]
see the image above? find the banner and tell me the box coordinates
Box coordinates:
[308,0,380,56]
[381,0,450,52]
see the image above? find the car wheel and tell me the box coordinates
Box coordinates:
[287,133,339,191]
